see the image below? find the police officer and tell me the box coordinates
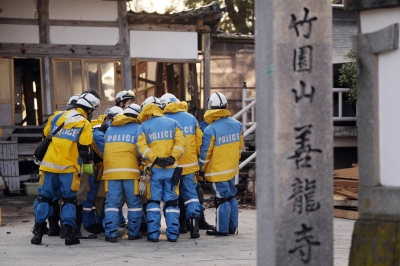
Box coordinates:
[115,90,135,108]
[31,92,100,245]
[198,92,243,236]
[82,106,124,235]
[136,96,185,242]
[114,90,136,227]
[102,104,143,242]
[160,93,203,238]
[34,94,81,237]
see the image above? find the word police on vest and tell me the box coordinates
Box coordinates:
[107,134,136,143]
[183,126,194,134]
[54,127,81,139]
[218,133,240,145]
[148,131,174,141]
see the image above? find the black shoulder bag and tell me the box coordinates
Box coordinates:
[33,122,65,163]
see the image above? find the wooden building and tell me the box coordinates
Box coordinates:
[0,0,224,192]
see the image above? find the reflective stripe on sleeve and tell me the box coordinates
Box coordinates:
[173,145,184,154]
[179,162,198,168]
[199,158,209,163]
[142,148,151,159]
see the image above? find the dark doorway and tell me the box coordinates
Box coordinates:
[12,58,43,143]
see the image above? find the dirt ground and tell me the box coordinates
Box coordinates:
[0,190,256,228]
[0,195,36,226]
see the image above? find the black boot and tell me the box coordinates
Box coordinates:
[206,230,229,236]
[65,225,80,245]
[190,218,200,239]
[59,224,66,239]
[31,222,46,245]
[199,211,214,230]
[75,204,83,236]
[178,197,187,233]
[48,201,61,236]
[32,222,48,235]
[196,185,215,230]
[139,203,147,234]
[84,224,101,234]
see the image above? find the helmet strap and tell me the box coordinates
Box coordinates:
[215,92,223,107]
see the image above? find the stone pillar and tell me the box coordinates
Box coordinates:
[255,1,333,265]
[343,1,400,264]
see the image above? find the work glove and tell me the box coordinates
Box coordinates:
[165,156,175,166]
[99,123,109,133]
[142,165,151,182]
[139,181,146,196]
[154,157,168,168]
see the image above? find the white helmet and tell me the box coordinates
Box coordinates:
[124,103,141,116]
[115,90,135,105]
[208,92,227,109]
[105,106,124,117]
[160,93,180,108]
[141,96,162,109]
[76,93,100,110]
[66,94,80,110]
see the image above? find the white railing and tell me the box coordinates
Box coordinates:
[234,86,355,184]
[333,88,357,122]
[233,82,256,131]
[234,82,257,184]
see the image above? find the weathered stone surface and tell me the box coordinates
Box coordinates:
[256,1,333,265]
[349,219,398,265]
[354,23,399,194]
[344,0,400,11]
[359,187,400,217]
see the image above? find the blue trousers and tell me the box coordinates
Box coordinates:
[103,180,142,237]
[34,183,62,216]
[35,171,78,228]
[147,168,180,240]
[81,174,100,228]
[211,177,239,233]
[179,173,201,218]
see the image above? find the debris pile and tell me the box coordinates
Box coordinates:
[333,164,358,220]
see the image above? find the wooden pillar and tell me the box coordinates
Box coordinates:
[38,0,50,44]
[201,29,211,112]
[42,57,53,115]
[118,0,132,91]
[38,0,52,115]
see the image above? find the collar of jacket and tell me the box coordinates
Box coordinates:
[204,109,231,125]
[59,108,87,129]
[137,103,163,123]
[163,102,187,113]
[75,108,88,119]
[111,114,139,126]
